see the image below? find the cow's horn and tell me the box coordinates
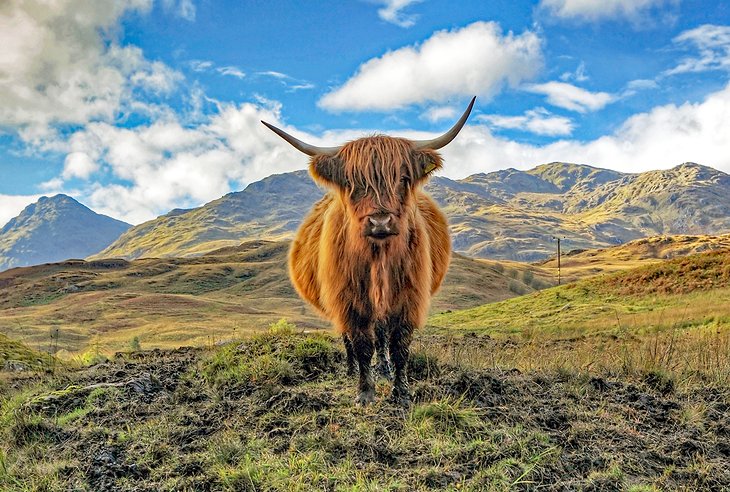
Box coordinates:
[412,96,476,150]
[261,121,341,157]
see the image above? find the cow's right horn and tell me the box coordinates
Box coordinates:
[412,96,476,150]
[261,121,341,157]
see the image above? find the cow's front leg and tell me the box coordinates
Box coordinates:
[343,334,357,377]
[389,318,413,407]
[374,321,393,381]
[348,312,376,406]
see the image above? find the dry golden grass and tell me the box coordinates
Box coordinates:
[539,233,730,283]
[0,240,528,357]
[431,248,730,387]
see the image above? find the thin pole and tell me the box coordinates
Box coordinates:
[557,238,561,285]
[552,236,565,285]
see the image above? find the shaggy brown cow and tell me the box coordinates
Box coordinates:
[262,97,475,406]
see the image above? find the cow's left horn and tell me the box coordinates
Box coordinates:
[412,96,476,150]
[261,121,341,157]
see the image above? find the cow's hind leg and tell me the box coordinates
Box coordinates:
[374,321,393,381]
[343,334,357,377]
[389,319,413,407]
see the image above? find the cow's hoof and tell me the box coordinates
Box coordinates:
[354,390,376,406]
[375,361,393,381]
[389,387,411,408]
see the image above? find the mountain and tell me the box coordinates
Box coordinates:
[94,171,318,259]
[0,195,131,271]
[92,162,730,262]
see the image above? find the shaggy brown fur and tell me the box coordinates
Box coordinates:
[289,136,451,406]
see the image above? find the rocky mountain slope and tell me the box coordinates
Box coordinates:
[0,195,131,272]
[93,162,730,262]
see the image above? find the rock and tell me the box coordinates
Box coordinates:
[3,360,32,372]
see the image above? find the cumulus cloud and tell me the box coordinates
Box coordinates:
[319,21,542,111]
[478,108,574,136]
[538,0,676,22]
[666,24,730,75]
[526,82,614,113]
[0,0,181,138]
[421,106,458,123]
[374,0,422,28]
[436,82,730,179]
[62,152,99,180]
[20,81,730,225]
[48,101,324,223]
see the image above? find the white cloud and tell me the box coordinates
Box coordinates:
[559,61,588,82]
[436,82,730,179]
[479,108,574,136]
[0,0,181,138]
[0,194,43,228]
[62,152,99,179]
[538,0,675,22]
[162,0,196,21]
[375,0,421,28]
[216,66,246,79]
[666,24,730,75]
[36,82,730,225]
[256,71,316,91]
[190,60,213,72]
[526,82,614,113]
[421,106,458,123]
[319,21,542,111]
[50,101,322,223]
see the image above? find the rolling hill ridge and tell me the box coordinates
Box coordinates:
[93,162,730,262]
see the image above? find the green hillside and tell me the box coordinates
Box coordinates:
[432,248,730,336]
[92,162,730,262]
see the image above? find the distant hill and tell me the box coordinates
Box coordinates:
[431,246,730,335]
[0,240,538,355]
[0,195,131,272]
[92,162,730,262]
[94,171,315,260]
[538,233,730,283]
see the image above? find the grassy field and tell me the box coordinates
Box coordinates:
[2,243,730,490]
[537,233,730,283]
[0,240,541,358]
[1,327,728,491]
[2,235,730,360]
[431,249,730,386]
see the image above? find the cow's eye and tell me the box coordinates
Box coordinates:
[350,187,366,200]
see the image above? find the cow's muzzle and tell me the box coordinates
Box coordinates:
[365,213,398,239]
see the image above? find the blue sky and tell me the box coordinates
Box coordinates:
[1,0,730,225]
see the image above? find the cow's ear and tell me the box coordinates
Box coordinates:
[310,155,346,188]
[414,149,443,181]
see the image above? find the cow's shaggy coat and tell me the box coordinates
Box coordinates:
[263,98,473,405]
[288,136,451,405]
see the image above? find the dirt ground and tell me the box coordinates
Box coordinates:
[2,332,729,491]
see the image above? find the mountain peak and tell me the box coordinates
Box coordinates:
[0,195,131,271]
[527,162,626,192]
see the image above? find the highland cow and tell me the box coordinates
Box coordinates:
[262,97,474,406]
